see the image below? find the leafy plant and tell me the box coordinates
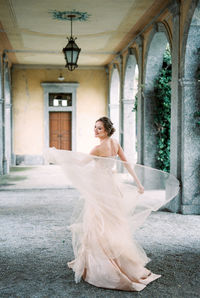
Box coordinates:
[154,47,171,172]
[132,94,138,112]
[194,111,200,126]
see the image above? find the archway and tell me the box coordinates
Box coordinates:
[109,66,120,141]
[123,52,138,163]
[144,25,171,168]
[180,0,200,214]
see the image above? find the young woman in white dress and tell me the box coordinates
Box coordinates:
[67,117,162,291]
[48,116,179,291]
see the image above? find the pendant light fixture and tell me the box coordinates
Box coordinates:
[62,15,81,71]
[58,73,64,81]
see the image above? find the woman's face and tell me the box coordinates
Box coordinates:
[94,121,107,138]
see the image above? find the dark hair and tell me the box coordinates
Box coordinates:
[96,116,116,137]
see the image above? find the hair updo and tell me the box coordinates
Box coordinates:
[96,116,116,137]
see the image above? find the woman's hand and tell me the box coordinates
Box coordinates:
[137,185,144,194]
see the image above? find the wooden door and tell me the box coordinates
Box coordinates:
[49,112,71,150]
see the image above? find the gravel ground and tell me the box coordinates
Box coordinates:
[0,188,199,298]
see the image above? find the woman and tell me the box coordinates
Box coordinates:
[48,117,179,292]
[90,117,144,194]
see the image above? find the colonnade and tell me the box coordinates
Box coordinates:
[108,0,200,214]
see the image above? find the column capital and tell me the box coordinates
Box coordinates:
[179,78,198,87]
[0,98,4,104]
[115,54,123,63]
[109,103,119,108]
[105,65,109,74]
[5,103,12,108]
[135,36,143,48]
[122,98,135,104]
[154,22,166,33]
[128,47,135,56]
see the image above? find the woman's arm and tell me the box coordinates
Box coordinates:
[117,144,144,194]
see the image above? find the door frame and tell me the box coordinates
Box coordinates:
[41,83,79,151]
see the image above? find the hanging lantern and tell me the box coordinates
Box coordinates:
[63,15,81,71]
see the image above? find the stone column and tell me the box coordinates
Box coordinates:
[109,64,120,142]
[0,55,3,175]
[168,0,181,212]
[105,66,109,116]
[109,103,120,142]
[0,97,3,175]
[2,53,8,174]
[5,103,12,167]
[118,55,124,147]
[123,98,137,163]
[179,79,200,214]
[135,36,144,164]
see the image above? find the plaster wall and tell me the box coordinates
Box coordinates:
[12,68,107,157]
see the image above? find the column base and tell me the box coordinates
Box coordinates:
[181,204,200,215]
[16,154,44,165]
[3,158,8,174]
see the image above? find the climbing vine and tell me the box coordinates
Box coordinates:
[194,111,200,126]
[132,94,138,112]
[154,47,171,172]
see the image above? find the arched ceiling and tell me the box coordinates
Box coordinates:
[0,0,170,67]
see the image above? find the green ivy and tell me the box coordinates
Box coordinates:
[154,47,172,172]
[132,94,138,112]
[194,111,200,126]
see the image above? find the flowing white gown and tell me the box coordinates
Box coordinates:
[46,148,179,291]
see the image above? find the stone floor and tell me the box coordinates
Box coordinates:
[0,166,72,190]
[0,166,200,297]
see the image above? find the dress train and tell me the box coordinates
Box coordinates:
[46,148,179,291]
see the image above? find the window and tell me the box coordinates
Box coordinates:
[49,93,72,107]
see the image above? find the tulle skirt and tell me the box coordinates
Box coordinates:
[46,148,179,291]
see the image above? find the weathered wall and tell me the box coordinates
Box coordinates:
[12,67,107,157]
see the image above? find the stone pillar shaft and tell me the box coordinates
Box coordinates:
[123,99,137,163]
[168,2,181,212]
[119,55,124,147]
[0,98,3,175]
[136,38,144,164]
[2,54,8,174]
[180,79,200,214]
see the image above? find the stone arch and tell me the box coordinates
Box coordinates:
[181,0,200,79]
[143,22,171,168]
[179,0,200,214]
[109,64,120,141]
[123,48,139,162]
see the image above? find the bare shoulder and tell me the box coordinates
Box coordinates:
[90,145,100,156]
[111,137,118,144]
[110,138,127,161]
[111,138,120,151]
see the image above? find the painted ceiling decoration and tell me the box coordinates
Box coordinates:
[49,9,91,22]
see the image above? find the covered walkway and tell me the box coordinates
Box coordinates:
[0,166,199,297]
